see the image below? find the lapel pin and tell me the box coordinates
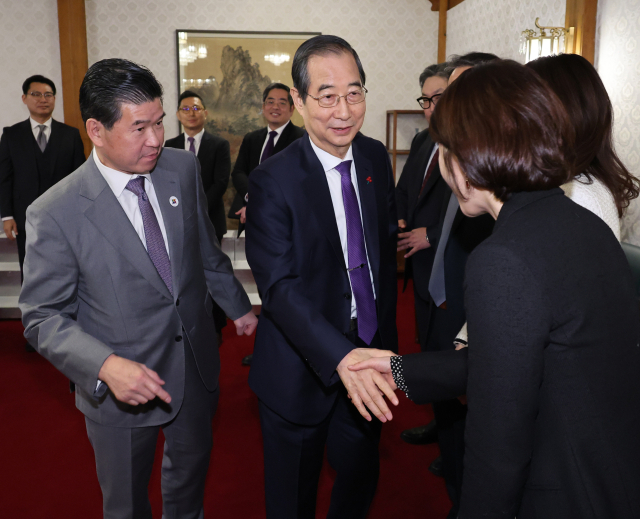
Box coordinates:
[366,176,372,184]
[169,196,179,207]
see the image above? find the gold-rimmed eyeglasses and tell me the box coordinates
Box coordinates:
[179,106,205,112]
[307,87,368,108]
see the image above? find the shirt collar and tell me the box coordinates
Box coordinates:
[309,138,354,173]
[186,127,205,145]
[267,120,290,137]
[93,148,152,199]
[30,117,52,130]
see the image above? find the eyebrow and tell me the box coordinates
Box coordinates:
[316,81,362,93]
[132,112,166,126]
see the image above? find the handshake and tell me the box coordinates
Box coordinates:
[336,348,399,423]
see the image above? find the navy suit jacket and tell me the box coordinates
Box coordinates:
[165,131,230,237]
[245,133,398,425]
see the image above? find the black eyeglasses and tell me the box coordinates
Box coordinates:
[417,93,442,110]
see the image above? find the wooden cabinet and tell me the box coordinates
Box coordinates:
[386,109,426,180]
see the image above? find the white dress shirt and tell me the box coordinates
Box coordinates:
[92,148,170,257]
[259,120,290,163]
[183,128,205,155]
[309,139,376,318]
[30,116,52,142]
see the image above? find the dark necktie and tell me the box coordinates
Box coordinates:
[260,130,278,164]
[37,125,47,152]
[419,148,439,196]
[125,176,173,296]
[188,136,196,154]
[336,160,377,345]
[428,192,459,307]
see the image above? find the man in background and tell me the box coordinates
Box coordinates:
[0,74,85,351]
[395,63,451,452]
[165,90,231,340]
[230,81,304,365]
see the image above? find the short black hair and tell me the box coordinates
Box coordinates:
[22,75,56,95]
[419,63,450,88]
[262,83,294,107]
[79,58,163,130]
[292,35,366,102]
[445,52,500,74]
[178,90,205,109]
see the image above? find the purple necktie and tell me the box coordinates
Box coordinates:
[125,176,173,296]
[188,136,196,154]
[260,130,277,163]
[336,160,378,344]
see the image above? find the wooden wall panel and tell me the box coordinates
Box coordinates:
[565,0,599,64]
[438,0,449,63]
[57,0,91,156]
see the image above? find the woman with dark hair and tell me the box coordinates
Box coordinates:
[527,53,640,240]
[352,60,640,518]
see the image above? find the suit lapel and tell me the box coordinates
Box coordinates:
[415,138,439,204]
[47,120,62,179]
[274,122,293,153]
[150,164,183,296]
[352,140,380,292]
[80,156,173,300]
[18,120,40,192]
[300,137,346,270]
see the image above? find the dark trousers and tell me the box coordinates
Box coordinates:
[211,231,227,333]
[85,339,219,519]
[424,302,467,519]
[258,330,383,519]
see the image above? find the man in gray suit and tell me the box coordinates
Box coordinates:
[19,58,257,519]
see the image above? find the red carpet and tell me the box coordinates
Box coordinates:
[0,279,449,518]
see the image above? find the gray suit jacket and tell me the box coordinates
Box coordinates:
[19,148,251,427]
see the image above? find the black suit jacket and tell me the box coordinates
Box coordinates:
[245,133,398,425]
[229,121,305,217]
[0,119,85,229]
[460,190,640,518]
[164,131,230,237]
[396,129,449,298]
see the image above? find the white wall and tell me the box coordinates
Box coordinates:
[0,0,65,128]
[85,0,440,143]
[595,0,640,244]
[447,0,566,62]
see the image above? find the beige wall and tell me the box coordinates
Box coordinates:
[0,0,66,128]
[596,0,640,244]
[85,0,440,142]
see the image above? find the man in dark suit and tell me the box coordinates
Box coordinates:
[165,90,231,339]
[395,62,451,447]
[230,82,304,225]
[245,35,399,519]
[19,59,257,519]
[0,75,85,282]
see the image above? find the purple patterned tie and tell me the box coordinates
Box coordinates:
[188,136,196,154]
[260,130,277,163]
[336,160,378,344]
[125,176,173,296]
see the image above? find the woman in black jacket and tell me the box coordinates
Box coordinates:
[352,60,640,518]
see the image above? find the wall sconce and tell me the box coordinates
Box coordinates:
[520,18,570,63]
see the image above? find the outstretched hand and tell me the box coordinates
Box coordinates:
[337,348,399,423]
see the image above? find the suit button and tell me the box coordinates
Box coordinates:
[176,298,180,306]
[175,336,183,342]
[344,293,351,299]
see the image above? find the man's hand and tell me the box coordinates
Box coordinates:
[98,354,171,406]
[337,348,399,423]
[235,207,247,224]
[398,219,407,230]
[3,219,17,241]
[233,310,258,336]
[397,227,430,258]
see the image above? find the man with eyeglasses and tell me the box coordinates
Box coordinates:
[229,82,304,229]
[245,35,398,519]
[165,90,231,343]
[0,74,85,348]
